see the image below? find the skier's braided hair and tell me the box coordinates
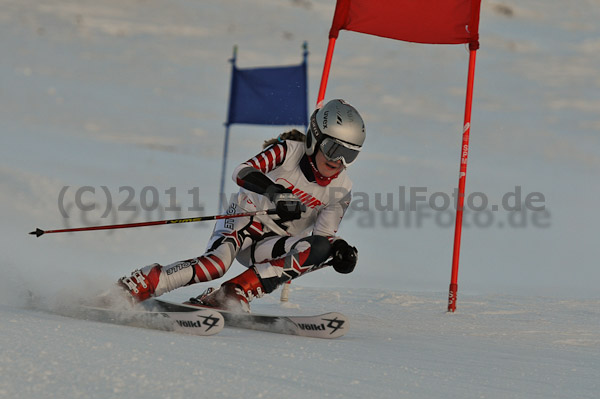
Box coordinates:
[262,129,306,149]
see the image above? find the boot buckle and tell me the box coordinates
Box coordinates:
[132,270,148,289]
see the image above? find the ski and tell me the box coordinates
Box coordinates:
[149,298,349,339]
[80,306,224,336]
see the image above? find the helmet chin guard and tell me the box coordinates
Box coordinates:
[305,99,366,164]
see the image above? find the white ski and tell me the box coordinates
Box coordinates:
[150,299,349,339]
[81,306,224,336]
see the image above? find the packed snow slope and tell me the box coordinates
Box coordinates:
[1,0,600,398]
[2,0,600,298]
[1,284,599,399]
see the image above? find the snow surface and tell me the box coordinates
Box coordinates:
[1,0,600,397]
[1,284,599,399]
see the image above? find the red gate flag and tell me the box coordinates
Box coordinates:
[329,0,481,49]
[318,0,483,312]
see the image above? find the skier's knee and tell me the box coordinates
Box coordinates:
[302,235,332,266]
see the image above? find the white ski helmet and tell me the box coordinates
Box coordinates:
[305,99,365,167]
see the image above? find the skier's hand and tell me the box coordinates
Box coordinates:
[269,186,306,222]
[330,239,358,274]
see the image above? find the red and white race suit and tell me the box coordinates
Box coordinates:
[144,140,354,297]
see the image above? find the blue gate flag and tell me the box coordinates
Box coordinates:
[219,44,309,213]
[226,58,308,126]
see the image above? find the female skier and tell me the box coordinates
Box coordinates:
[118,99,365,312]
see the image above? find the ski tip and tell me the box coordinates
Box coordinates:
[29,228,45,237]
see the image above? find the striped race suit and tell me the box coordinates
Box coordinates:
[150,140,353,296]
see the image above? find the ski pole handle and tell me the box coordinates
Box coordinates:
[30,209,278,237]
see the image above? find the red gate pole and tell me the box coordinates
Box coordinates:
[316,37,338,107]
[448,49,478,312]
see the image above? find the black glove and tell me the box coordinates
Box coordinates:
[267,185,305,222]
[330,239,358,274]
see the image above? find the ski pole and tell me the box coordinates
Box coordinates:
[29,209,278,237]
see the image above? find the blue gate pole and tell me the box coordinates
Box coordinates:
[218,46,238,213]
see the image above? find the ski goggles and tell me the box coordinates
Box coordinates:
[319,137,361,167]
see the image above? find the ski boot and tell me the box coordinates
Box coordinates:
[189,268,265,313]
[118,263,163,302]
